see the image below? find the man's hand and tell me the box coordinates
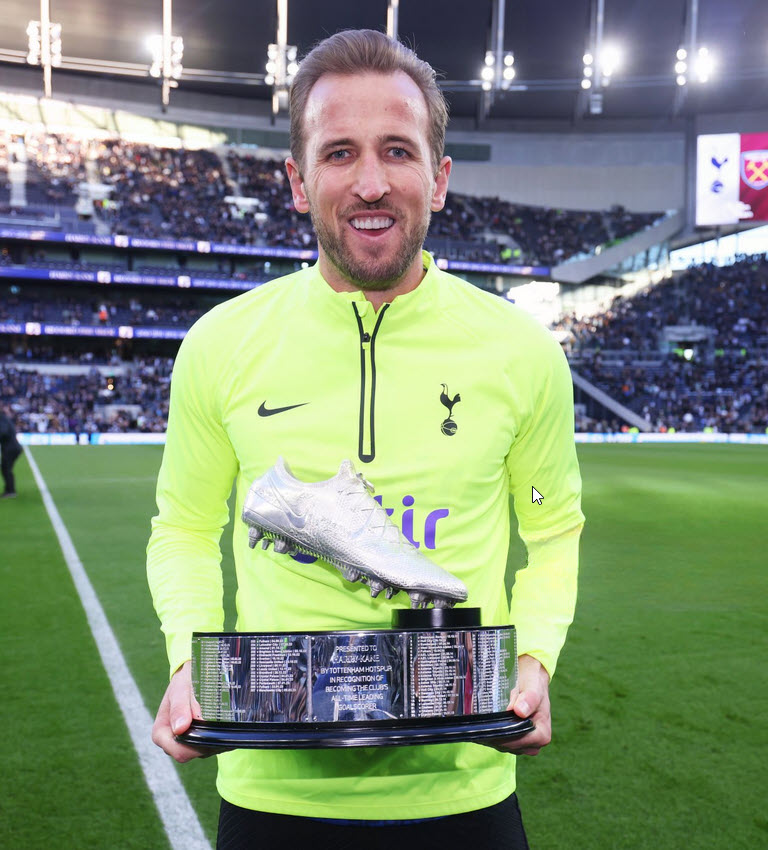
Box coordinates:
[485,654,552,755]
[151,660,227,763]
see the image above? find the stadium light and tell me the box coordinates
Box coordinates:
[264,1,299,121]
[693,46,714,83]
[26,2,62,97]
[581,78,592,90]
[146,2,184,109]
[600,44,622,80]
[26,21,41,65]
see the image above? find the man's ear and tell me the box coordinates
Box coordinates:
[285,157,310,214]
[430,155,452,213]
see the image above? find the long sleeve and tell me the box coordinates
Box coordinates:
[505,329,584,676]
[146,321,239,677]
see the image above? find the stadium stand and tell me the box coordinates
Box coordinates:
[2,132,738,438]
[562,255,768,432]
[1,130,661,263]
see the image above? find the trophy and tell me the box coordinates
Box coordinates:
[178,458,534,749]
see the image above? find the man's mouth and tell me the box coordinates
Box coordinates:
[350,216,395,231]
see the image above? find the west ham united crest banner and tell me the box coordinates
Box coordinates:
[696,132,768,226]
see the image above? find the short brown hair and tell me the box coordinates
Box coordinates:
[289,29,449,174]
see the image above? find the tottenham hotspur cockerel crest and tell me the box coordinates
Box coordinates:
[439,383,461,436]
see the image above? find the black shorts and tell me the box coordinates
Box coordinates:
[217,793,530,850]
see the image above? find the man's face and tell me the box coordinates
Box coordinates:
[286,71,451,291]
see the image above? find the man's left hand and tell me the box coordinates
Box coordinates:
[484,654,552,755]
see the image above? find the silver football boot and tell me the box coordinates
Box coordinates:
[241,457,468,609]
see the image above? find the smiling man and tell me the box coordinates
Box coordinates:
[148,29,583,850]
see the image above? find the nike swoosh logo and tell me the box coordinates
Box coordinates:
[258,401,308,417]
[269,487,307,529]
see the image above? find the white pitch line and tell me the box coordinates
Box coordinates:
[24,447,211,850]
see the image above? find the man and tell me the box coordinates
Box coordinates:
[0,408,22,498]
[148,29,583,849]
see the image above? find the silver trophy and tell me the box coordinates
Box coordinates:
[178,459,533,748]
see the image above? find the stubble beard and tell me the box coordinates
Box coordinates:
[309,201,431,291]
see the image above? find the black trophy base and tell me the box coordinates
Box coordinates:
[178,713,535,749]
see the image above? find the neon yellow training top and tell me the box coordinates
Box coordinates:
[147,251,584,820]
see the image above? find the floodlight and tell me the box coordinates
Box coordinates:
[481,65,494,81]
[583,52,593,65]
[675,60,687,74]
[481,80,492,91]
[693,46,714,83]
[600,44,622,77]
[485,51,495,66]
[503,66,515,81]
[504,52,514,66]
[676,74,686,86]
[676,47,687,60]
[268,43,278,61]
[265,73,275,86]
[26,21,40,37]
[266,60,277,74]
[581,78,591,89]
[287,61,299,77]
[584,66,593,78]
[146,34,163,58]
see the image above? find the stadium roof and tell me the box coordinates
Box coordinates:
[1,0,768,129]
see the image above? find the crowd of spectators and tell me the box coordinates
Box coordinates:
[0,357,172,434]
[558,255,768,352]
[0,288,208,328]
[2,131,663,264]
[468,197,661,266]
[25,133,86,205]
[94,141,231,241]
[563,255,768,432]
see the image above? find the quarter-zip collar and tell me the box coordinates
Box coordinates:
[303,249,439,322]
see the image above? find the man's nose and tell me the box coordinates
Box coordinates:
[352,154,390,203]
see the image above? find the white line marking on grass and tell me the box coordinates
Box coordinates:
[24,448,212,850]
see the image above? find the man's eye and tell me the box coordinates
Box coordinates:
[390,148,408,159]
[329,150,349,161]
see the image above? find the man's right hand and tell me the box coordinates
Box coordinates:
[151,660,227,763]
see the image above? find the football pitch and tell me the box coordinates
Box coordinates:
[1,444,766,849]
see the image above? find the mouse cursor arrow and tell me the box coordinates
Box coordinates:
[532,487,544,505]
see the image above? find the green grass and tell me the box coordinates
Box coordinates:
[2,445,767,848]
[0,453,169,849]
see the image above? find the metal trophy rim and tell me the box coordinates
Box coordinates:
[190,624,511,640]
[178,712,535,749]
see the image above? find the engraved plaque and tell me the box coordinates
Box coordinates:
[182,610,534,748]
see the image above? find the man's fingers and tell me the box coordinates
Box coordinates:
[168,681,194,735]
[151,661,212,763]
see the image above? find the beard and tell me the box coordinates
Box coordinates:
[308,200,431,291]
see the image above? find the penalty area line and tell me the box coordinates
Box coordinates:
[24,447,211,850]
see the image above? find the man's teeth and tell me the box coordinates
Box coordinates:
[351,217,394,230]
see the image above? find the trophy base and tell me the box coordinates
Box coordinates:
[183,607,527,750]
[179,713,535,749]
